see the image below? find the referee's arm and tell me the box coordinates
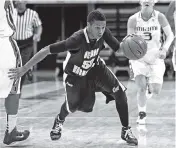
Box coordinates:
[33,11,43,42]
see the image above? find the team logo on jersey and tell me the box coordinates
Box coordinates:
[136,26,158,32]
[84,48,99,59]
[72,48,100,76]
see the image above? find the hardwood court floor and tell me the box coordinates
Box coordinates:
[0,73,175,148]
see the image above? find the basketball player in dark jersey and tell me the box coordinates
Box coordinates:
[8,10,138,145]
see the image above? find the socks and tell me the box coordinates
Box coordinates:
[58,102,69,121]
[138,104,146,113]
[6,114,17,132]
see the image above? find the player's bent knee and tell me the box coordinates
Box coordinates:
[138,87,146,93]
[149,84,162,95]
[151,87,160,95]
[113,87,128,104]
[69,105,78,113]
[5,94,20,115]
[135,75,147,91]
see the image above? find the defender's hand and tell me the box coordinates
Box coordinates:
[8,67,26,80]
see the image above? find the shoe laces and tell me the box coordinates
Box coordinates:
[14,128,23,136]
[125,128,135,139]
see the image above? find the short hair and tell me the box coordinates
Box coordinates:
[87,10,106,23]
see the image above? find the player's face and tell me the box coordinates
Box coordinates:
[140,0,155,11]
[88,20,106,40]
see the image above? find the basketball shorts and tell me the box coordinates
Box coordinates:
[0,37,22,98]
[130,59,165,84]
[172,46,176,71]
[63,59,126,113]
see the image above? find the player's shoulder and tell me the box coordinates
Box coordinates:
[66,29,84,46]
[128,12,138,24]
[129,11,140,20]
[70,29,84,41]
[156,10,167,25]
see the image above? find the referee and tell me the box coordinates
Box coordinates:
[13,0,42,86]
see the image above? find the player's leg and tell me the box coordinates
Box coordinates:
[130,60,149,124]
[4,94,30,145]
[1,38,29,145]
[148,61,165,99]
[50,74,81,140]
[94,59,138,145]
[135,75,147,124]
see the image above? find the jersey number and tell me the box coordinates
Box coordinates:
[143,32,152,41]
[82,58,95,69]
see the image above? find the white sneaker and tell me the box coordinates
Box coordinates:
[136,112,146,125]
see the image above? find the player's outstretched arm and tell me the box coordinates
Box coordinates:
[8,33,80,79]
[8,45,51,79]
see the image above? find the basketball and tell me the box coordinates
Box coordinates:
[121,34,147,60]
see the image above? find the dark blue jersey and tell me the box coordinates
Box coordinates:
[50,27,120,76]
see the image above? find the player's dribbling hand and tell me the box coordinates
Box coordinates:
[158,47,167,59]
[8,67,27,80]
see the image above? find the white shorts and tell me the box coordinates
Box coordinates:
[130,59,165,84]
[0,37,22,98]
[172,46,176,71]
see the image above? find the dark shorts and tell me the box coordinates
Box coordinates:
[64,59,126,113]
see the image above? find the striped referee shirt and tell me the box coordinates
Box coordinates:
[13,8,42,40]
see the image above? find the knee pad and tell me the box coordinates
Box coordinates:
[5,94,20,115]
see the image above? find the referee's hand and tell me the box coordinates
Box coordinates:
[33,34,41,42]
[8,67,26,80]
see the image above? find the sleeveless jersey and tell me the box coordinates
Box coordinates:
[134,10,162,64]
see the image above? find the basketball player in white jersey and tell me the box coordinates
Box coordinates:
[0,0,30,145]
[127,0,174,124]
[166,1,176,71]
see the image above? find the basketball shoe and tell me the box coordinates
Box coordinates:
[121,126,138,145]
[50,115,64,140]
[136,111,147,124]
[3,127,30,145]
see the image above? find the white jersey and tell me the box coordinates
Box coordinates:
[0,0,17,38]
[134,10,162,64]
[172,10,176,71]
[174,10,176,36]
